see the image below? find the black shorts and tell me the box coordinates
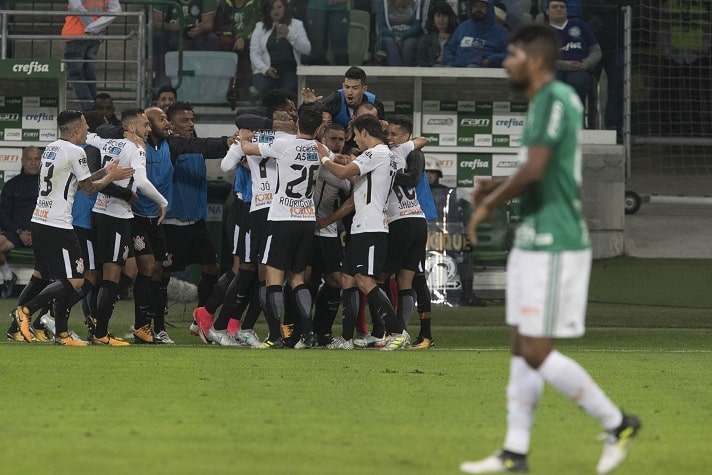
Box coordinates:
[230,197,252,262]
[31,222,84,279]
[384,218,428,275]
[164,220,217,271]
[341,232,388,278]
[74,225,98,271]
[1,230,23,248]
[93,213,134,266]
[311,235,343,276]
[260,220,314,273]
[131,215,167,262]
[249,208,269,264]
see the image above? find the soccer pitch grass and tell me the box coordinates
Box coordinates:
[1,257,710,475]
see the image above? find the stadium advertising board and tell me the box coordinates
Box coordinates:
[422,100,526,148]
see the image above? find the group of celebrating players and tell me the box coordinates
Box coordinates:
[11,66,441,351]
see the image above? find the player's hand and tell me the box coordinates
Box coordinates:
[157,205,167,225]
[302,88,322,104]
[333,153,352,164]
[128,191,139,205]
[240,128,255,142]
[19,231,32,247]
[316,141,330,159]
[315,217,327,230]
[105,160,135,181]
[266,67,279,79]
[227,131,240,146]
[466,205,491,246]
[472,178,500,206]
[123,130,144,147]
[234,37,245,52]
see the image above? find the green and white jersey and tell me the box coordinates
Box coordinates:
[513,80,590,252]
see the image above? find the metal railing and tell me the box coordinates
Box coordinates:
[1,7,147,108]
[1,1,194,107]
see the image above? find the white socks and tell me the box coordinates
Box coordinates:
[0,262,11,281]
[504,356,545,454]
[538,350,623,431]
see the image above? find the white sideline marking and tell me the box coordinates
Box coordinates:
[434,348,711,353]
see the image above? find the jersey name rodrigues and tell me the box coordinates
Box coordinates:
[257,135,319,221]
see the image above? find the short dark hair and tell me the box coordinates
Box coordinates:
[58,110,84,130]
[324,123,345,135]
[344,66,367,84]
[297,105,323,136]
[387,115,413,135]
[352,114,387,143]
[157,85,177,98]
[166,101,194,121]
[94,92,113,102]
[508,23,560,72]
[121,108,146,126]
[84,110,107,133]
[355,102,377,116]
[262,88,296,111]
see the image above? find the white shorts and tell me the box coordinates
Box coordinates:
[506,248,591,338]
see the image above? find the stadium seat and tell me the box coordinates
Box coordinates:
[164,51,238,105]
[459,199,511,265]
[328,9,370,65]
[6,247,35,264]
[349,10,371,65]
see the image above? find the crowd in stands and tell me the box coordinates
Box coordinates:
[0,2,629,130]
[142,0,627,130]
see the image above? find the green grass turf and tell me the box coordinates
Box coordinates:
[0,257,710,474]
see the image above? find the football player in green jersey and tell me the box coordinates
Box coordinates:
[461,23,640,475]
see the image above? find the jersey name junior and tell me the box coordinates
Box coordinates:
[247,130,284,213]
[32,139,92,229]
[258,135,319,221]
[351,143,397,234]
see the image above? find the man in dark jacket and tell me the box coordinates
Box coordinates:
[0,146,41,298]
[443,0,508,67]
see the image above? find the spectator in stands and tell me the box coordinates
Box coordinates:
[214,0,261,102]
[93,92,122,126]
[416,1,459,67]
[374,0,423,66]
[250,0,311,97]
[548,0,601,109]
[156,85,177,111]
[152,1,219,87]
[443,0,507,68]
[62,0,121,111]
[451,0,523,26]
[584,0,633,137]
[0,146,41,298]
[305,0,349,66]
[541,0,583,18]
